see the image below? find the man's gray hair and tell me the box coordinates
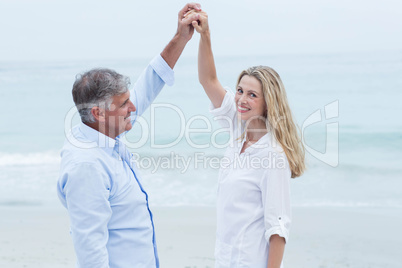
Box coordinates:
[72,68,131,123]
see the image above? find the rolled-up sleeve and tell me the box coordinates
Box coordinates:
[260,158,292,243]
[209,89,237,129]
[150,54,174,86]
[130,54,174,121]
[58,162,112,267]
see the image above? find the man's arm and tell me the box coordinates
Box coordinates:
[161,3,201,69]
[59,163,112,267]
[129,3,201,120]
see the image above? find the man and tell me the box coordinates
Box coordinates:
[57,3,201,267]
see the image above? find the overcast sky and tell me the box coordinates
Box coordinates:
[1,0,401,61]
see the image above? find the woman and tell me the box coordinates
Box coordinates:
[187,10,306,268]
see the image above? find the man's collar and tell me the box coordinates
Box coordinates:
[79,122,116,156]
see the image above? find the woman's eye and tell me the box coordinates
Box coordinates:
[237,88,243,93]
[250,93,256,97]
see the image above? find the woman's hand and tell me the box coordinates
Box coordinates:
[184,10,209,34]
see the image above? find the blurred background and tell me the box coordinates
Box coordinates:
[1,0,401,208]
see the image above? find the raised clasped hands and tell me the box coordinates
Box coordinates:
[177,3,202,41]
[183,8,209,34]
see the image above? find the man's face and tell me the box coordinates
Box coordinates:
[104,91,136,138]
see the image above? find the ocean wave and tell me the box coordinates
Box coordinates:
[0,200,43,207]
[0,151,60,166]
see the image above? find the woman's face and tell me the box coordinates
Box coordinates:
[235,75,267,124]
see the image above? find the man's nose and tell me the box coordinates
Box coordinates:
[129,101,136,112]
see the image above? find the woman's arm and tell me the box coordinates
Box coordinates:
[191,11,226,108]
[260,161,291,268]
[267,234,286,268]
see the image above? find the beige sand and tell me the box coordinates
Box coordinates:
[0,205,401,267]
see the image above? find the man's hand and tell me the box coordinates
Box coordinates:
[176,3,202,41]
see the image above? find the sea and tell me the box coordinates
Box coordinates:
[1,50,401,209]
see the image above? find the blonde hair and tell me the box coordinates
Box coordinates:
[237,66,305,178]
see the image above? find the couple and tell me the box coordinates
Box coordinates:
[57,3,305,268]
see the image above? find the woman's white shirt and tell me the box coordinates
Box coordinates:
[210,90,291,268]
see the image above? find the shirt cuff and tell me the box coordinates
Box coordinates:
[150,54,174,86]
[265,226,289,243]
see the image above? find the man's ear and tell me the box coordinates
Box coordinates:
[91,106,105,123]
